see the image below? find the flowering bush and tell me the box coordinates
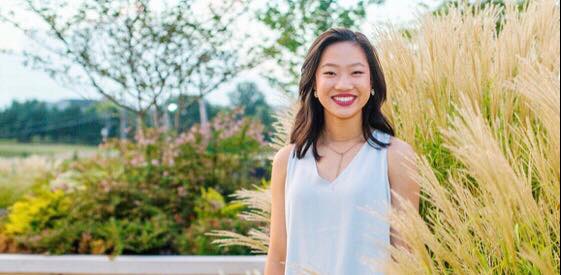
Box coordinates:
[0,109,271,255]
[178,187,254,255]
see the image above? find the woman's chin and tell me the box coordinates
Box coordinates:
[325,107,361,120]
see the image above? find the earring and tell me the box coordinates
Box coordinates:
[371,89,376,96]
[313,89,318,98]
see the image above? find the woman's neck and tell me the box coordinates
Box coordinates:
[322,111,363,143]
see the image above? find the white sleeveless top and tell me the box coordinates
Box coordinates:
[284,129,392,275]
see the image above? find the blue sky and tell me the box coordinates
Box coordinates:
[0,0,441,108]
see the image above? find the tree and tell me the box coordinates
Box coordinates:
[0,99,113,144]
[256,0,384,94]
[0,100,48,142]
[166,94,228,133]
[227,81,276,140]
[0,0,259,134]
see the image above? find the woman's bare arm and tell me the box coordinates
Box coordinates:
[387,138,420,251]
[265,145,293,275]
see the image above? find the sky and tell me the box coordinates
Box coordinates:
[0,0,441,109]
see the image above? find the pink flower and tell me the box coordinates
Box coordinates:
[130,154,146,167]
[177,186,187,197]
[100,180,111,192]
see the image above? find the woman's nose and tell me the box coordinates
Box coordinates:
[334,74,354,90]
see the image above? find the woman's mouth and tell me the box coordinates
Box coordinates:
[332,95,357,107]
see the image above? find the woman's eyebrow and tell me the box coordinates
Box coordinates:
[320,62,366,68]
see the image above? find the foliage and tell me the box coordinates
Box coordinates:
[227,81,277,142]
[0,96,238,145]
[207,182,271,255]
[3,187,69,236]
[165,94,229,133]
[181,215,253,255]
[0,99,114,144]
[178,187,252,255]
[0,109,271,255]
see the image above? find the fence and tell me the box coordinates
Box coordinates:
[0,254,266,275]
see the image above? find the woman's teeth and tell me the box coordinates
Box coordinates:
[334,97,354,102]
[332,96,356,106]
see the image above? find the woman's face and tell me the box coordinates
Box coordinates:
[314,41,371,120]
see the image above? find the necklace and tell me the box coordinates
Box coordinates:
[322,134,365,179]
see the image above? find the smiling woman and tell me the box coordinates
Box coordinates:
[291,29,391,160]
[265,28,420,275]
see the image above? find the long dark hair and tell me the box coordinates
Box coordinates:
[289,28,395,160]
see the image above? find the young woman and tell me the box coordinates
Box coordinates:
[265,28,420,275]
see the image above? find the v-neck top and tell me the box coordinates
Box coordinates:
[284,129,392,275]
[313,139,370,184]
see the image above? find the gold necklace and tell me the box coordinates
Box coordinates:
[322,134,365,179]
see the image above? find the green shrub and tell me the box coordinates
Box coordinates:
[0,109,270,255]
[179,187,252,255]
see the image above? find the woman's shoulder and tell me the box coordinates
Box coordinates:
[271,144,296,189]
[387,136,414,161]
[387,136,418,192]
[272,144,296,167]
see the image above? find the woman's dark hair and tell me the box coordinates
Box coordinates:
[289,28,395,160]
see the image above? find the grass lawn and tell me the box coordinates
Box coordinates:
[0,156,56,209]
[0,141,98,209]
[0,140,98,158]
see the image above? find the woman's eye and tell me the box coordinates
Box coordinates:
[323,71,362,75]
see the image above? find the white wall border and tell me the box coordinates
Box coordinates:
[0,254,266,275]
